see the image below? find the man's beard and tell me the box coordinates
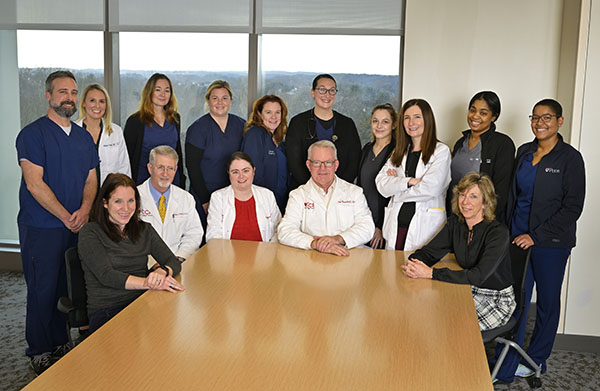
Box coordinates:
[51,100,77,118]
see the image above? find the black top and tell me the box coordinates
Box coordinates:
[409,215,513,290]
[397,151,421,228]
[450,123,515,223]
[506,134,585,248]
[123,112,186,188]
[357,140,395,229]
[286,109,361,190]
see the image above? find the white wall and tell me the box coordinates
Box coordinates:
[403,0,563,148]
[0,30,21,242]
[565,0,600,337]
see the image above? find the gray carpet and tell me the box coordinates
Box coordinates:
[2,270,599,391]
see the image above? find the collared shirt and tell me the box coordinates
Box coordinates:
[309,176,336,208]
[148,182,172,211]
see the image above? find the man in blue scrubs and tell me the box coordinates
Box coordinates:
[16,70,99,375]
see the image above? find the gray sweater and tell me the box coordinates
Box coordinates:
[78,222,182,314]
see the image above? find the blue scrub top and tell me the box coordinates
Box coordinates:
[186,113,245,194]
[16,116,99,228]
[511,153,537,237]
[316,117,335,141]
[137,120,179,185]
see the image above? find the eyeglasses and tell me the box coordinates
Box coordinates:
[314,87,338,96]
[308,159,336,168]
[529,114,558,123]
[154,165,175,173]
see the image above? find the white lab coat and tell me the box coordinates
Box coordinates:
[138,179,203,259]
[277,176,375,250]
[75,118,131,185]
[375,142,451,251]
[206,184,281,242]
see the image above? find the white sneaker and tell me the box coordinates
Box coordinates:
[515,363,536,378]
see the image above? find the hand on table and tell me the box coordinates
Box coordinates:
[311,235,350,256]
[401,259,433,279]
[370,228,384,249]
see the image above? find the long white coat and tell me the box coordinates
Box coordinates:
[75,118,131,185]
[277,177,375,249]
[138,179,203,259]
[206,184,281,242]
[375,142,451,251]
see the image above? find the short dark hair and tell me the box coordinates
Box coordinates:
[45,70,76,93]
[227,151,255,172]
[469,91,501,121]
[312,74,336,90]
[533,98,563,117]
[90,173,145,243]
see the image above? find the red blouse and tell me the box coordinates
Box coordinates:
[230,196,263,241]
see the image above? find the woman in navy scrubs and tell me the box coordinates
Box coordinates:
[495,99,585,383]
[185,80,246,223]
[241,95,289,212]
[357,103,397,249]
[123,73,185,187]
[449,91,515,222]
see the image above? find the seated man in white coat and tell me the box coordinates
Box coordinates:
[278,140,375,256]
[138,145,203,261]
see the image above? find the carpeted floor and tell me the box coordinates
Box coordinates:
[2,270,599,390]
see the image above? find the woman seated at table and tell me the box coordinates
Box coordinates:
[124,73,185,187]
[206,152,281,242]
[402,173,515,331]
[78,173,184,333]
[241,94,289,212]
[375,98,451,251]
[75,83,131,187]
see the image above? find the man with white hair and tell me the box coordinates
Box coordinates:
[138,145,203,261]
[278,140,374,256]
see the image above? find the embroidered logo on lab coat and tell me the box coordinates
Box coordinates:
[140,209,152,216]
[304,202,314,209]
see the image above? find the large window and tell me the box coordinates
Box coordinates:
[119,32,249,132]
[262,35,400,145]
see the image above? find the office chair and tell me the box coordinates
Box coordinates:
[57,247,89,346]
[482,244,542,389]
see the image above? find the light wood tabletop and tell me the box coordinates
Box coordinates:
[24,239,493,391]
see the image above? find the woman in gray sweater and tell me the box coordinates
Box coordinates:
[78,173,184,333]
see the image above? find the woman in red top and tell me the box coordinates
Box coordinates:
[206,152,281,242]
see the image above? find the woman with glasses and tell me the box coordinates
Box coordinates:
[241,95,289,212]
[206,152,281,242]
[186,80,246,224]
[494,99,585,383]
[375,99,451,251]
[357,103,397,249]
[449,91,515,222]
[124,73,185,187]
[75,83,130,187]
[286,74,361,190]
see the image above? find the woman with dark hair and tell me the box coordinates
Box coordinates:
[402,173,516,331]
[494,99,585,382]
[186,80,246,222]
[123,73,185,187]
[375,99,451,251]
[285,74,361,190]
[206,152,281,242]
[449,91,515,221]
[75,83,130,186]
[241,95,289,212]
[78,173,184,333]
[357,103,397,249]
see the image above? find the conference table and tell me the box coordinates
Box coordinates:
[24,239,493,390]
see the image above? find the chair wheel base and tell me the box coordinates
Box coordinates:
[527,376,542,389]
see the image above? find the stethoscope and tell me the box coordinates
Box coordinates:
[307,109,337,141]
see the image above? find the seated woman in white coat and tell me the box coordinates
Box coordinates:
[206,152,281,242]
[75,83,131,186]
[375,98,451,251]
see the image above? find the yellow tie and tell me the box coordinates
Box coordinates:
[158,195,166,223]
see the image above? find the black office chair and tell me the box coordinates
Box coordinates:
[482,244,541,388]
[57,247,89,346]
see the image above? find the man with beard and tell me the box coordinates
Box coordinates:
[138,145,203,262]
[16,70,99,375]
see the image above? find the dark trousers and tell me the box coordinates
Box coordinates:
[88,303,129,333]
[495,246,571,382]
[19,224,77,356]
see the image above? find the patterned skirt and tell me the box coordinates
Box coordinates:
[471,285,516,331]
